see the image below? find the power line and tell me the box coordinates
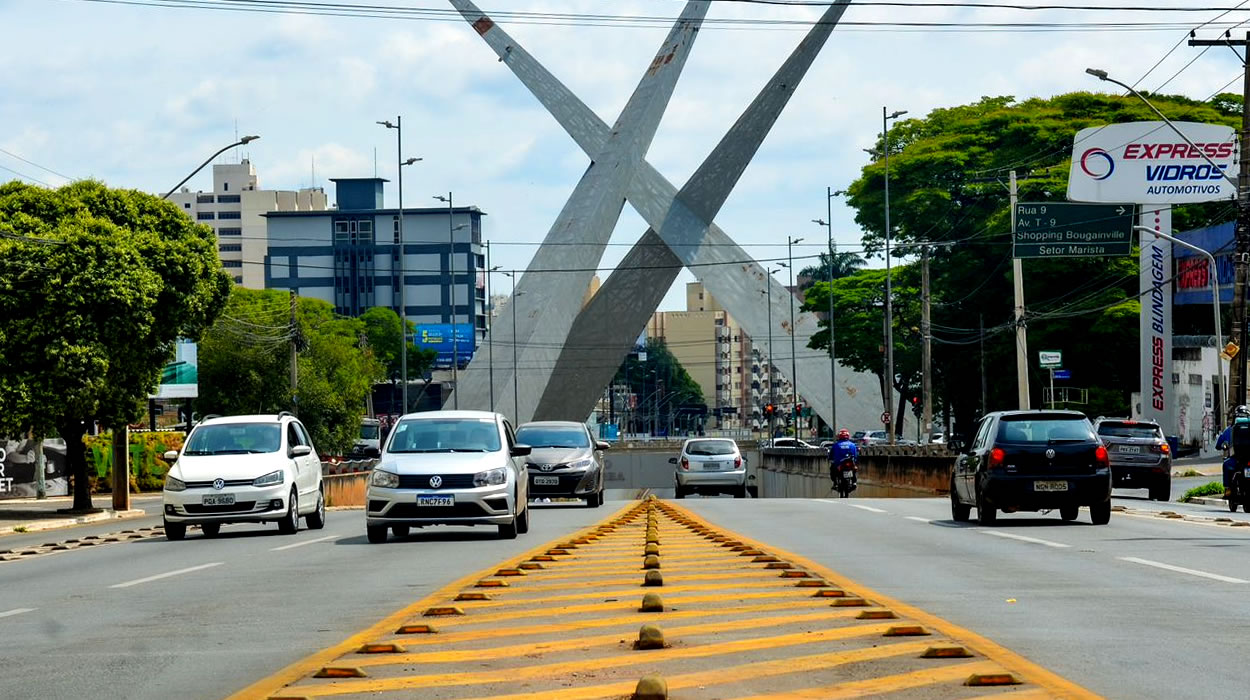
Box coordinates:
[0,148,75,182]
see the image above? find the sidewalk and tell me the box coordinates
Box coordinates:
[0,495,159,536]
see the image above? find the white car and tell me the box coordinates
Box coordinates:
[162,412,325,540]
[672,438,748,498]
[365,410,532,542]
[769,437,818,449]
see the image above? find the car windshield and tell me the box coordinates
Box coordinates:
[687,440,736,456]
[515,426,589,448]
[998,417,1094,443]
[388,418,501,453]
[183,423,281,455]
[360,424,380,440]
[1098,422,1162,439]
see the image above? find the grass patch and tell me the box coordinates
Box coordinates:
[1176,469,1204,478]
[12,526,27,533]
[1179,481,1225,503]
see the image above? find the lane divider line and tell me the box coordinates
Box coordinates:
[0,608,36,619]
[271,535,340,552]
[981,531,1071,549]
[904,516,932,523]
[845,503,889,513]
[108,562,224,589]
[1118,556,1249,584]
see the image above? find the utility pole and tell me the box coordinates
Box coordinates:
[1191,31,1250,413]
[485,241,494,411]
[1010,170,1030,410]
[290,290,298,415]
[111,424,129,512]
[921,244,932,443]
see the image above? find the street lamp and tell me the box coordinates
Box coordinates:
[378,118,422,413]
[161,135,259,200]
[434,192,461,408]
[503,271,524,421]
[882,107,907,443]
[782,235,803,437]
[760,266,781,439]
[486,248,502,411]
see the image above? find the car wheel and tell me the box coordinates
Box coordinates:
[201,523,221,538]
[306,489,326,529]
[498,517,518,539]
[674,484,685,499]
[517,504,530,534]
[1060,505,1079,521]
[734,484,747,499]
[596,489,605,507]
[366,525,388,543]
[1149,482,1170,502]
[164,518,186,541]
[976,485,997,526]
[1090,499,1112,525]
[950,479,971,522]
[278,488,299,535]
[1230,498,1240,513]
[391,525,410,538]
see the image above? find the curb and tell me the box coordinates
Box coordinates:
[0,509,148,537]
[1186,496,1232,508]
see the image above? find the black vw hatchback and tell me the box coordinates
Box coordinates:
[951,410,1112,525]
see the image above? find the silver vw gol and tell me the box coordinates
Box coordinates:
[366,411,533,543]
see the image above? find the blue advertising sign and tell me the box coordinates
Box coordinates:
[1054,369,1071,380]
[599,423,619,441]
[413,324,475,368]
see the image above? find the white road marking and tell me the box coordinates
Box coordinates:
[905,516,932,523]
[1119,557,1248,584]
[109,562,223,589]
[848,504,888,513]
[981,530,1071,548]
[270,535,339,552]
[0,608,36,619]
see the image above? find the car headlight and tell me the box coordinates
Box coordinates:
[164,475,186,492]
[474,467,508,487]
[253,470,284,487]
[371,469,400,488]
[569,458,594,470]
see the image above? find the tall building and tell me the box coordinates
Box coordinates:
[262,177,486,364]
[168,159,328,287]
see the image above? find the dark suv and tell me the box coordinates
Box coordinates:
[1093,418,1170,502]
[951,410,1112,525]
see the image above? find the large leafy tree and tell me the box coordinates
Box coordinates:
[360,306,436,382]
[814,91,1240,436]
[0,180,231,509]
[610,338,705,432]
[798,251,867,289]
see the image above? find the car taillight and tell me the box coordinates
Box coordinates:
[1155,442,1170,454]
[989,448,1005,468]
[734,456,742,468]
[680,457,689,471]
[1095,445,1110,467]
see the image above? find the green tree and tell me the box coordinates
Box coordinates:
[0,180,231,510]
[610,338,705,433]
[360,306,436,382]
[798,251,867,289]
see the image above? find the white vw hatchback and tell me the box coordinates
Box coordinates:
[365,410,532,542]
[162,413,325,539]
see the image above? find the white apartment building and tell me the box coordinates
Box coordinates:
[168,160,327,288]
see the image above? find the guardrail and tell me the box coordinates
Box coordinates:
[757,446,956,498]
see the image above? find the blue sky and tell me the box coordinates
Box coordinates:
[1,0,1241,310]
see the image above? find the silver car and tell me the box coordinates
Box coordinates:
[365,411,532,542]
[671,438,747,499]
[516,421,609,507]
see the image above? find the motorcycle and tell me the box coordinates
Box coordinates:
[1228,460,1250,513]
[832,458,858,498]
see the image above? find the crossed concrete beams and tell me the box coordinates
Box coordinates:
[450,0,878,432]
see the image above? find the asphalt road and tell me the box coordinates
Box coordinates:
[682,496,1250,700]
[0,501,618,700]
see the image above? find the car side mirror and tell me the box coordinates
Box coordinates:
[511,444,533,457]
[596,440,611,451]
[668,457,678,464]
[290,445,312,457]
[163,450,179,462]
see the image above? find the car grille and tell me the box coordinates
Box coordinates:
[397,474,476,489]
[529,474,583,492]
[183,479,254,489]
[184,501,257,514]
[383,502,491,519]
[527,461,570,472]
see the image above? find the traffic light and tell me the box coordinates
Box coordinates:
[764,403,775,417]
[911,395,922,417]
[794,403,804,418]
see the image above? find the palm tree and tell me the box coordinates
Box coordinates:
[798,251,866,290]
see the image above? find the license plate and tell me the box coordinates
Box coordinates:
[1245,468,1250,478]
[417,494,454,507]
[703,463,722,471]
[533,476,560,486]
[202,494,235,506]
[1118,445,1141,454]
[1033,480,1069,492]
[842,470,854,478]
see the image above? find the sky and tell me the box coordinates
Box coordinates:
[1,0,1245,312]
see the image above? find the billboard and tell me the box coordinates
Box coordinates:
[0,438,69,499]
[414,324,475,368]
[1067,122,1237,204]
[149,339,198,399]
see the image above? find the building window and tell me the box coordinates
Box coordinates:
[217,194,241,204]
[196,194,213,204]
[223,182,229,191]
[219,244,242,252]
[393,216,400,244]
[183,202,191,209]
[359,219,374,243]
[196,212,214,220]
[335,220,350,242]
[223,260,242,268]
[217,210,241,220]
[218,227,242,236]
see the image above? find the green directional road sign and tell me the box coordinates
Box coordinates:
[1013,202,1134,259]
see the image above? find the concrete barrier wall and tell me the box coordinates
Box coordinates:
[324,472,369,507]
[603,446,761,490]
[758,447,956,499]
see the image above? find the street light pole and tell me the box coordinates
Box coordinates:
[504,272,524,421]
[784,236,803,437]
[487,247,501,412]
[432,193,460,408]
[882,106,907,444]
[762,267,780,439]
[161,135,259,200]
[378,119,421,413]
[813,187,839,434]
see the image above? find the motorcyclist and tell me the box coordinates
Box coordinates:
[828,428,858,480]
[1215,405,1250,492]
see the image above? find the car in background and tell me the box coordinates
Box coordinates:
[515,420,609,507]
[162,412,325,540]
[950,410,1112,525]
[929,432,946,445]
[852,431,867,441]
[768,437,818,449]
[365,411,532,542]
[672,438,748,498]
[1093,418,1171,501]
[858,430,888,446]
[352,417,381,458]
